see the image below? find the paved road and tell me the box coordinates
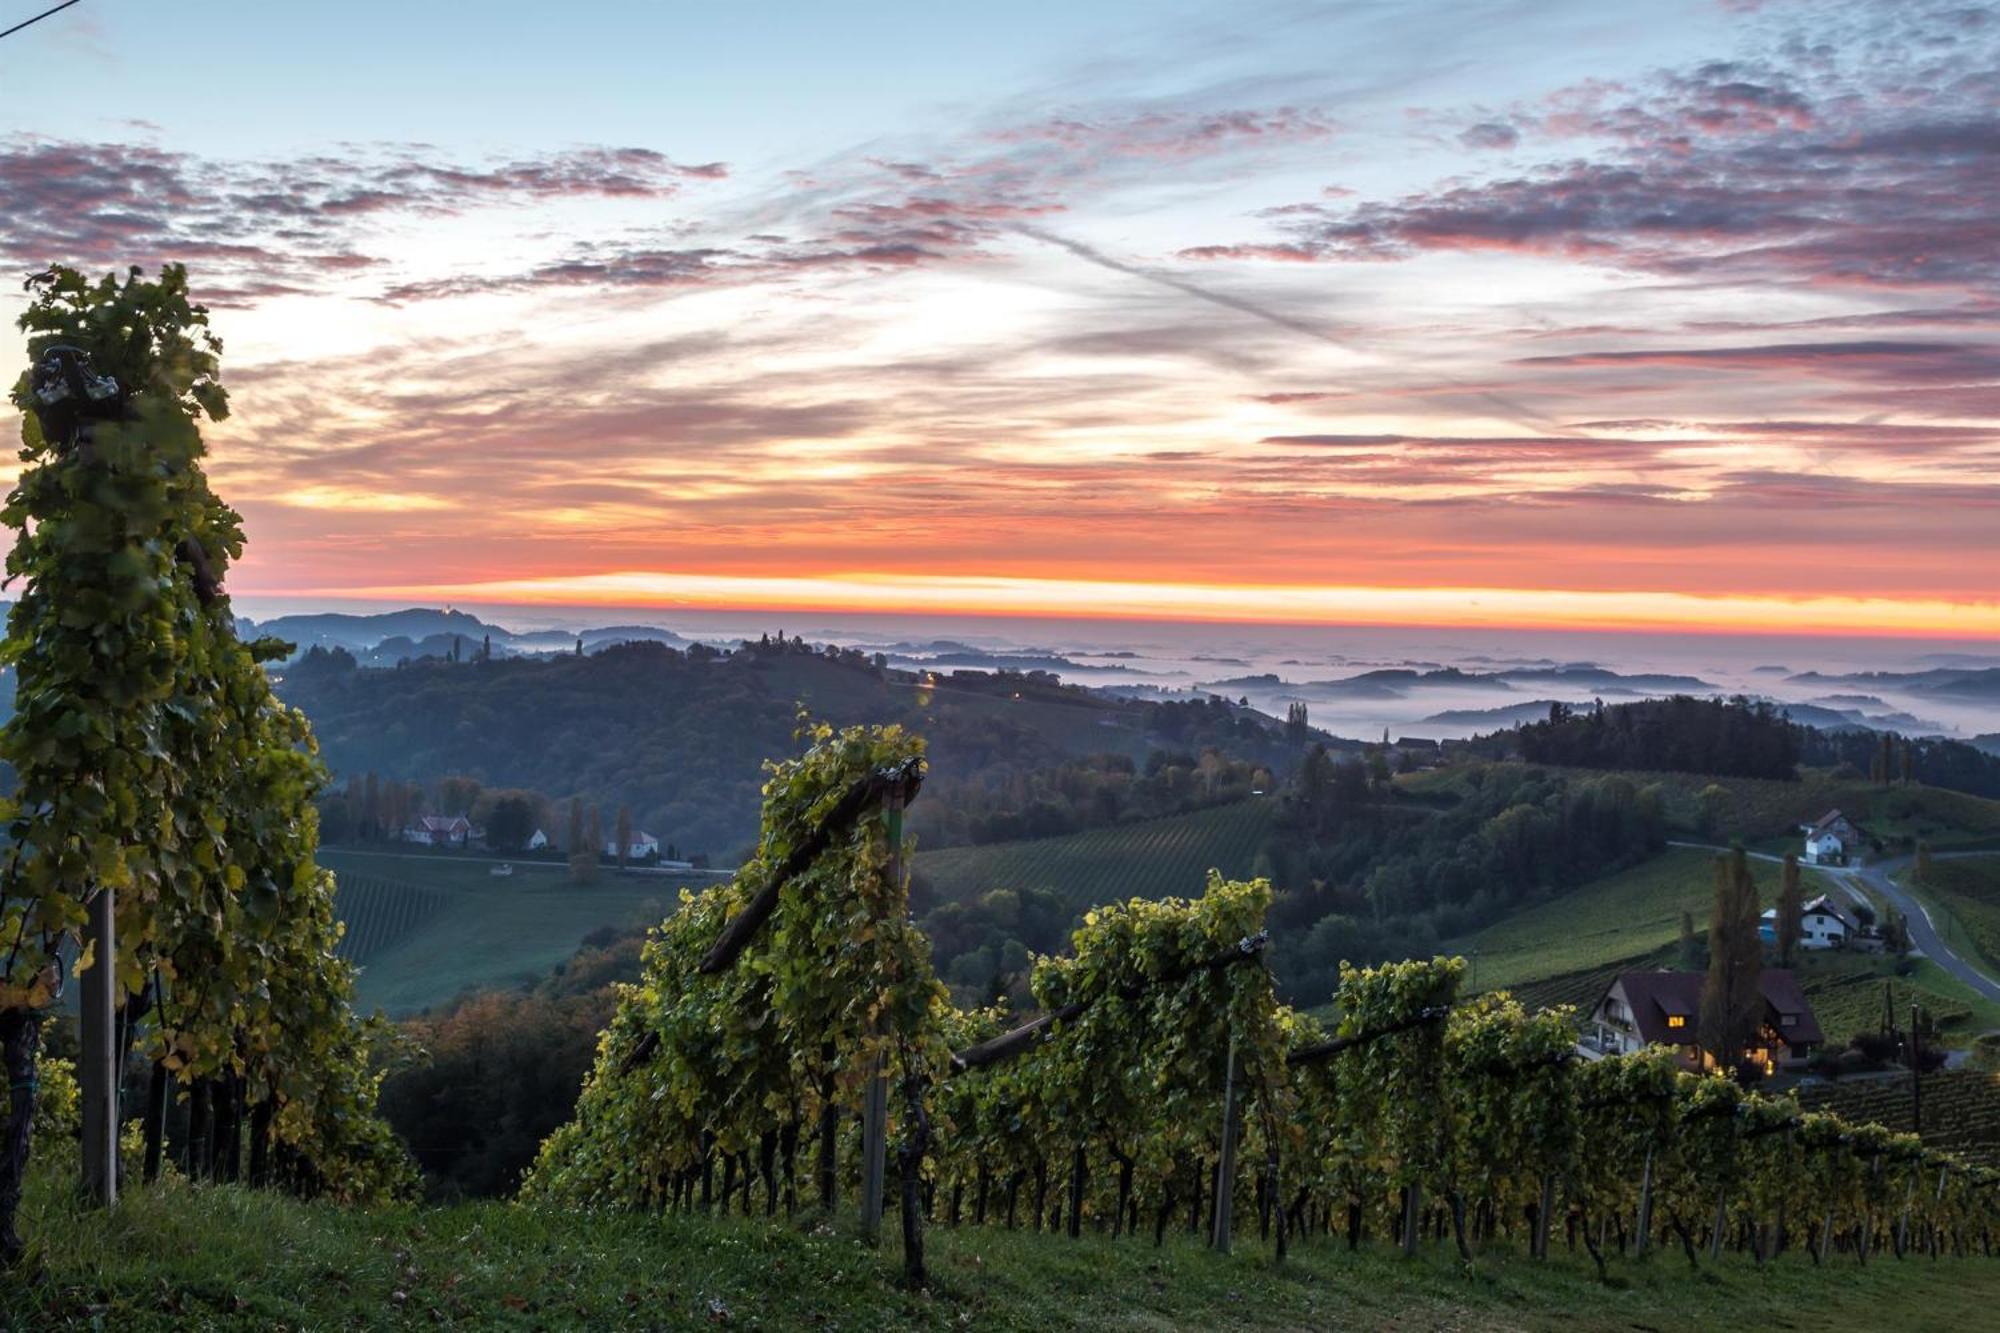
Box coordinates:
[1838,854,2000,1003]
[1667,841,2000,1003]
[320,845,734,880]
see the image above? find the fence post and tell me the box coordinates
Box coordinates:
[80,885,119,1207]
[1211,1035,1239,1252]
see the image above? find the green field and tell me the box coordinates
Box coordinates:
[14,1168,2000,1332]
[325,850,706,1015]
[914,799,1279,913]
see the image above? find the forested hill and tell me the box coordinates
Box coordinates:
[1482,694,2000,797]
[271,636,1310,856]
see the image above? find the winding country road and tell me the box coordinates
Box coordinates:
[1668,841,2000,1003]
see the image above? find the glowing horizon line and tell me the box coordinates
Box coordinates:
[257,570,2000,639]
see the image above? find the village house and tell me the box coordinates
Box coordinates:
[402,814,473,848]
[1582,969,1824,1075]
[526,828,550,851]
[1801,809,1861,865]
[604,830,661,861]
[1760,893,1859,951]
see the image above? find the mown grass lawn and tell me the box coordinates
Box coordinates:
[10,1168,2000,1331]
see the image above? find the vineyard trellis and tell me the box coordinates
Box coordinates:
[524,717,2000,1287]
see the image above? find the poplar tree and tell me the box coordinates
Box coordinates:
[1775,853,1804,967]
[583,807,603,885]
[567,798,590,884]
[1699,844,1765,1074]
[616,805,632,871]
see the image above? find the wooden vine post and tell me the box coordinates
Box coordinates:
[858,785,902,1246]
[79,886,118,1206]
[1212,1035,1239,1253]
[1634,1144,1654,1258]
[692,757,923,1278]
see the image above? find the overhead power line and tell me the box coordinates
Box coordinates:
[0,0,84,43]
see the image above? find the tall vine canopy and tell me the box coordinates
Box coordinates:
[524,720,949,1207]
[1,264,235,1008]
[0,267,411,1251]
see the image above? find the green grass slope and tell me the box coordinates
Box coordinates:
[915,798,1279,913]
[1440,848,1778,997]
[325,850,704,1015]
[13,1171,2000,1332]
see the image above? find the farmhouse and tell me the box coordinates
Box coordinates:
[1582,969,1823,1074]
[604,830,661,860]
[526,828,550,851]
[1760,894,1859,950]
[402,814,472,848]
[1801,809,1860,865]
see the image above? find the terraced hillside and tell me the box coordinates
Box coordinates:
[325,849,711,1014]
[1800,1070,2000,1169]
[914,798,1279,912]
[331,870,449,964]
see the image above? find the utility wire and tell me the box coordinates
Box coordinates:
[0,0,83,43]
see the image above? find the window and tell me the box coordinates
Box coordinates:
[1781,1014,1797,1027]
[1666,1014,1686,1029]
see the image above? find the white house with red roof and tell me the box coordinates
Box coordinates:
[402,814,472,847]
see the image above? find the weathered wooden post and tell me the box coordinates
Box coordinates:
[1212,1035,1239,1253]
[1634,1144,1654,1257]
[80,886,118,1207]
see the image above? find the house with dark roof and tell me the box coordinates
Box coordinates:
[1802,809,1861,865]
[1583,969,1824,1075]
[1759,893,1860,951]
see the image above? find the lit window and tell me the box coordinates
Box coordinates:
[1666,1015,1686,1029]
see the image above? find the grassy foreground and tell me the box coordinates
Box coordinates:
[10,1169,2000,1331]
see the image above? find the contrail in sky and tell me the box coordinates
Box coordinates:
[1011,223,1560,432]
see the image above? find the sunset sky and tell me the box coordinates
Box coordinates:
[3,0,1997,635]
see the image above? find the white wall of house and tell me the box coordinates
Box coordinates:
[1800,909,1849,948]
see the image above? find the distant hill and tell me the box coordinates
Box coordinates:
[1198,663,1718,701]
[274,637,1310,856]
[1789,665,2000,701]
[243,606,691,666]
